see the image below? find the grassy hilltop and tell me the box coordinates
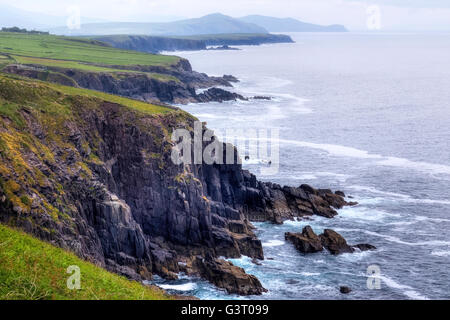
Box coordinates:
[0,32,182,84]
[0,32,179,68]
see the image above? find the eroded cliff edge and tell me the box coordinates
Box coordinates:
[2,59,240,105]
[0,75,351,295]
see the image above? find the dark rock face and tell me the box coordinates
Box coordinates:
[192,256,267,295]
[2,63,240,105]
[0,79,354,294]
[253,96,272,100]
[286,227,376,256]
[196,88,247,103]
[340,286,352,294]
[285,226,323,253]
[319,229,354,255]
[208,45,240,51]
[243,180,348,223]
[353,243,377,252]
[319,229,376,255]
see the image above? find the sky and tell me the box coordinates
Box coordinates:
[1,0,450,31]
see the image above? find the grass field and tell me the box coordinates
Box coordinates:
[11,55,138,73]
[0,32,180,68]
[0,224,171,300]
[0,73,174,116]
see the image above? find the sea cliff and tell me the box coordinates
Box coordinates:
[0,74,351,295]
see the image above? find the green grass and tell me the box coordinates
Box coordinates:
[11,55,139,73]
[0,224,171,300]
[0,32,180,68]
[0,73,174,116]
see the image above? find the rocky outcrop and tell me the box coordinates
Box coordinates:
[196,88,247,103]
[285,226,323,253]
[0,76,356,295]
[242,178,352,223]
[319,229,355,255]
[207,45,240,51]
[2,62,239,105]
[192,255,267,295]
[340,286,352,294]
[320,229,377,255]
[285,227,376,256]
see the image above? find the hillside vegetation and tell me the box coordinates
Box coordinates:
[0,32,180,68]
[0,224,171,300]
[0,32,216,103]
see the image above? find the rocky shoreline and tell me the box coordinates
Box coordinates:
[3,59,244,105]
[0,75,370,296]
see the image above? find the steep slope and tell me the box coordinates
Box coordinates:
[50,13,268,36]
[0,74,350,295]
[239,15,348,32]
[0,224,170,300]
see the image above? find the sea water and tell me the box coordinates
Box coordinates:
[151,33,450,300]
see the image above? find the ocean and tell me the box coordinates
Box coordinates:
[151,32,450,300]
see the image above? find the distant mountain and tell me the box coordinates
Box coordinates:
[51,13,268,36]
[239,15,348,32]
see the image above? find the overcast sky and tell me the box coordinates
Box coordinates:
[2,0,450,31]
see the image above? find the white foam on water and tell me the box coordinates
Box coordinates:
[262,239,285,247]
[348,185,411,199]
[338,206,401,222]
[283,171,350,182]
[431,250,450,257]
[314,260,326,264]
[243,137,450,178]
[378,275,428,300]
[277,139,384,159]
[159,283,197,291]
[300,272,321,277]
[349,229,450,247]
[377,156,450,177]
[415,216,450,223]
[338,250,374,262]
[347,186,450,206]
